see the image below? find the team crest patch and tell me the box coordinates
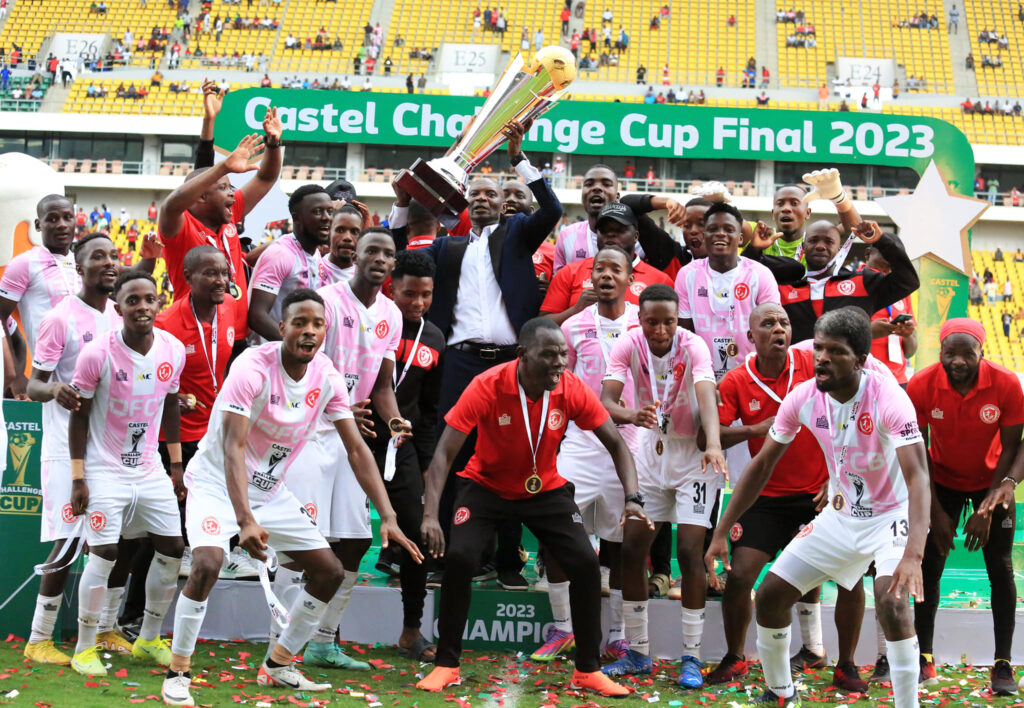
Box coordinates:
[305,388,321,408]
[734,283,750,301]
[89,511,107,532]
[857,412,874,435]
[533,252,543,264]
[375,320,390,339]
[837,279,856,296]
[454,507,470,525]
[157,362,173,382]
[201,516,220,535]
[547,409,565,430]
[226,326,236,347]
[629,282,645,296]
[61,504,77,524]
[673,363,686,381]
[416,346,433,367]
[303,503,318,521]
[980,404,1001,424]
[796,522,813,538]
[498,413,512,426]
[748,398,761,412]
[729,523,743,541]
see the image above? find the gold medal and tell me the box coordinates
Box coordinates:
[725,341,739,358]
[525,473,543,494]
[656,438,665,456]
[832,493,845,511]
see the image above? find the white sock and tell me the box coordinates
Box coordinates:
[269,567,304,641]
[140,552,182,641]
[875,614,887,659]
[98,586,125,634]
[548,581,572,634]
[277,590,327,656]
[795,601,824,656]
[887,636,921,708]
[680,607,704,660]
[312,572,357,644]
[76,555,116,654]
[756,623,795,699]
[170,594,208,658]
[622,600,649,656]
[29,594,62,644]
[607,589,624,643]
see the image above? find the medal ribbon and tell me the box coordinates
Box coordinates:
[743,350,795,405]
[518,382,550,475]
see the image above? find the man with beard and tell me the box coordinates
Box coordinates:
[247,185,333,343]
[319,205,360,284]
[23,234,130,665]
[907,319,1024,696]
[616,194,708,280]
[707,308,929,708]
[553,165,619,273]
[502,179,554,283]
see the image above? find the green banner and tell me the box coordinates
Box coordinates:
[432,588,554,652]
[216,89,975,367]
[0,400,49,638]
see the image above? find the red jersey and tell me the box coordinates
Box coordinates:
[533,240,555,280]
[718,348,826,496]
[155,293,240,441]
[907,360,1024,491]
[161,189,248,334]
[445,360,609,500]
[540,256,673,314]
[870,295,913,384]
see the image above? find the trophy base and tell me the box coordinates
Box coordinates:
[396,159,469,224]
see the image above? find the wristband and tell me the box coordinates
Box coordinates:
[167,442,182,465]
[71,459,85,481]
[1001,476,1018,488]
[265,137,282,149]
[388,417,406,437]
[509,152,526,167]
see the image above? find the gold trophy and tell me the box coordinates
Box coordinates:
[396,46,576,224]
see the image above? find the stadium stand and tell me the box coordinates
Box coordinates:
[964,0,1022,96]
[971,250,1024,370]
[274,0,373,74]
[176,0,281,72]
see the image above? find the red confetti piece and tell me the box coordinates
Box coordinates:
[84,681,99,687]
[115,668,128,678]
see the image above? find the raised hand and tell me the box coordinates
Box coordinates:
[751,220,782,250]
[802,168,845,204]
[201,78,222,120]
[262,105,283,143]
[502,118,534,158]
[852,219,883,244]
[140,232,164,259]
[223,134,265,174]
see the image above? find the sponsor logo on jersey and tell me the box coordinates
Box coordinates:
[931,408,943,420]
[748,398,761,412]
[499,413,512,426]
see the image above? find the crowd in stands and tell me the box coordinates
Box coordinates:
[893,12,940,29]
[777,12,817,49]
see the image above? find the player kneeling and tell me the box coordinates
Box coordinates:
[161,289,421,707]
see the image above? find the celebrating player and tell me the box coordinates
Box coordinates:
[553,165,619,272]
[162,289,420,706]
[68,272,187,676]
[320,205,361,284]
[417,318,644,697]
[706,307,929,707]
[907,319,1024,695]
[600,284,726,687]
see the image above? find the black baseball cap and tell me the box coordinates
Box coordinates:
[325,178,357,202]
[596,201,637,227]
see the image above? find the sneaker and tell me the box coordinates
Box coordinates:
[919,654,938,686]
[162,671,195,706]
[416,665,461,692]
[117,617,142,643]
[71,645,107,676]
[677,655,705,688]
[178,547,192,578]
[374,559,400,577]
[23,639,71,665]
[425,571,444,589]
[869,655,890,683]
[991,659,1018,696]
[257,661,331,691]
[749,688,802,706]
[570,669,630,697]
[473,561,497,583]
[530,628,574,661]
[303,641,370,670]
[498,570,528,591]
[534,572,549,592]
[220,546,259,580]
[601,648,653,677]
[132,636,172,666]
[96,630,133,654]
[832,661,869,693]
[706,653,748,685]
[603,639,629,662]
[789,645,827,672]
[648,573,670,598]
[667,576,682,601]
[600,566,611,597]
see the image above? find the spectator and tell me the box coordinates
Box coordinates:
[969,279,984,306]
[965,52,974,69]
[1013,186,1022,206]
[570,30,580,57]
[839,99,850,111]
[406,72,414,93]
[756,90,769,106]
[818,83,829,110]
[636,64,646,84]
[602,7,612,23]
[696,89,705,104]
[661,62,670,85]
[650,14,659,29]
[727,14,736,26]
[534,27,544,50]
[623,161,635,179]
[151,70,163,86]
[1003,311,1013,337]
[716,65,724,86]
[860,93,868,109]
[363,75,372,91]
[995,246,1004,261]
[1004,278,1013,302]
[0,65,8,93]
[988,178,1000,204]
[417,73,426,90]
[560,6,570,34]
[761,65,769,87]
[985,279,997,303]
[1015,248,1024,261]
[892,78,899,99]
[948,4,959,33]
[643,86,655,104]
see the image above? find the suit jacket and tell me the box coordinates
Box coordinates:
[422,176,562,339]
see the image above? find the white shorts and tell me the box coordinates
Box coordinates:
[770,506,908,593]
[557,428,626,542]
[286,429,370,540]
[85,474,181,546]
[636,433,721,527]
[186,480,329,555]
[41,458,80,542]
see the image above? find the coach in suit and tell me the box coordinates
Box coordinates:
[390,119,562,587]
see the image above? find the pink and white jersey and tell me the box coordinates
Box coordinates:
[790,339,898,384]
[553,221,597,274]
[32,296,121,460]
[604,327,716,438]
[562,303,640,451]
[318,281,401,402]
[319,258,354,285]
[0,246,82,354]
[71,329,185,481]
[185,343,353,503]
[675,257,780,381]
[248,235,323,341]
[770,371,923,518]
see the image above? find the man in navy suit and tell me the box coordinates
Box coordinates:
[389,120,562,588]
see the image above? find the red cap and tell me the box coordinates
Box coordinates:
[939,317,985,345]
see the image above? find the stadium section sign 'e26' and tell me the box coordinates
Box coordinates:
[217,89,976,367]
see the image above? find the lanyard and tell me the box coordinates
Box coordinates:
[190,298,219,392]
[590,305,627,365]
[393,318,425,390]
[205,230,236,279]
[822,389,860,483]
[743,350,795,405]
[645,335,677,432]
[703,260,742,333]
[518,382,550,473]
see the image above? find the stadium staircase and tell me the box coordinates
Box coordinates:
[943,0,978,95]
[754,0,778,88]
[38,82,68,111]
